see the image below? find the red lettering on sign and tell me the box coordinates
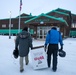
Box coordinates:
[34,56,44,61]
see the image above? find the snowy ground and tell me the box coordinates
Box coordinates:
[0,35,76,75]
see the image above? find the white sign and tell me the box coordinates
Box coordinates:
[30,49,48,69]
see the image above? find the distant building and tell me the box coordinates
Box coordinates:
[0,13,35,35]
[0,8,76,39]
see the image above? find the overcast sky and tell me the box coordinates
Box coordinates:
[0,0,76,19]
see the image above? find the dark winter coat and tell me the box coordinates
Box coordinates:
[15,31,33,57]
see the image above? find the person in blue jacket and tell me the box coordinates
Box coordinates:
[44,26,63,72]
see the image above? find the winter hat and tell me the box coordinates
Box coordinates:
[13,48,19,59]
[51,26,57,30]
[22,27,28,31]
[59,50,66,57]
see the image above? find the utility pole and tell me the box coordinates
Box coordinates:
[9,11,11,39]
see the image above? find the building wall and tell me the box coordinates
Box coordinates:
[0,9,76,38]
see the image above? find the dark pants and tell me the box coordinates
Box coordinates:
[47,44,58,70]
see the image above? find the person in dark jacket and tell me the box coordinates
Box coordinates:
[15,27,33,72]
[44,26,63,72]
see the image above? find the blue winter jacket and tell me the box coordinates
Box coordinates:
[45,29,63,46]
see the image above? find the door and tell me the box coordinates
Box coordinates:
[37,26,51,39]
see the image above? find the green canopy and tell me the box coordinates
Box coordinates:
[0,29,22,34]
[70,31,76,36]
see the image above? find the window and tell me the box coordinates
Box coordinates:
[75,23,76,28]
[9,24,13,27]
[11,24,13,27]
[71,23,76,28]
[71,23,74,28]
[2,24,6,28]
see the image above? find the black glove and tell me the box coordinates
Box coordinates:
[59,45,63,52]
[61,45,63,50]
[15,47,18,50]
[44,45,47,52]
[31,46,33,50]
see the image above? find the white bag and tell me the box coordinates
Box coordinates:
[30,49,48,69]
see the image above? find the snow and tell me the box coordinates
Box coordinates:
[0,35,76,75]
